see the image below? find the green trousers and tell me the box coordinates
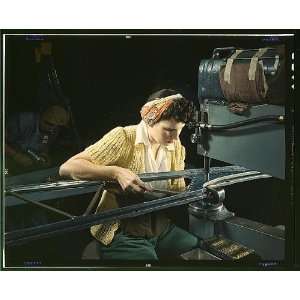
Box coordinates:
[96,224,199,260]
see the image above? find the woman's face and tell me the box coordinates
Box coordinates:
[147,118,185,145]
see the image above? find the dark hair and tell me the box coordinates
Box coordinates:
[147,88,195,124]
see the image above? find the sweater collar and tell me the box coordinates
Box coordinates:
[135,120,175,151]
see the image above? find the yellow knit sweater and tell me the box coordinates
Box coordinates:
[85,125,186,245]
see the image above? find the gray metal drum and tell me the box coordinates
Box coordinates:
[198,59,226,102]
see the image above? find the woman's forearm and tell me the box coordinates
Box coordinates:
[59,158,119,181]
[58,151,149,192]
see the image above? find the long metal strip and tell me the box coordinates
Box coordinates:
[203,171,262,187]
[5,166,249,194]
[5,167,272,246]
[5,166,260,246]
[5,189,206,246]
[207,174,271,189]
[82,184,105,216]
[5,180,101,193]
[203,171,271,189]
[5,191,76,220]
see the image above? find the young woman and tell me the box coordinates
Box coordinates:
[59,89,199,260]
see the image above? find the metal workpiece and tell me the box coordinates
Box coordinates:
[203,171,272,189]
[5,188,208,246]
[4,180,102,207]
[203,171,264,187]
[4,166,250,208]
[6,179,102,194]
[5,191,76,220]
[83,184,106,216]
[4,166,275,250]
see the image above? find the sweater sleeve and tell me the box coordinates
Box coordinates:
[169,142,186,192]
[84,127,131,167]
[178,144,186,170]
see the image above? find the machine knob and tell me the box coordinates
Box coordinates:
[190,133,202,144]
[187,121,196,129]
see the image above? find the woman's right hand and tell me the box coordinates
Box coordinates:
[113,166,152,193]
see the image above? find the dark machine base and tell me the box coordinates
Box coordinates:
[189,214,285,261]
